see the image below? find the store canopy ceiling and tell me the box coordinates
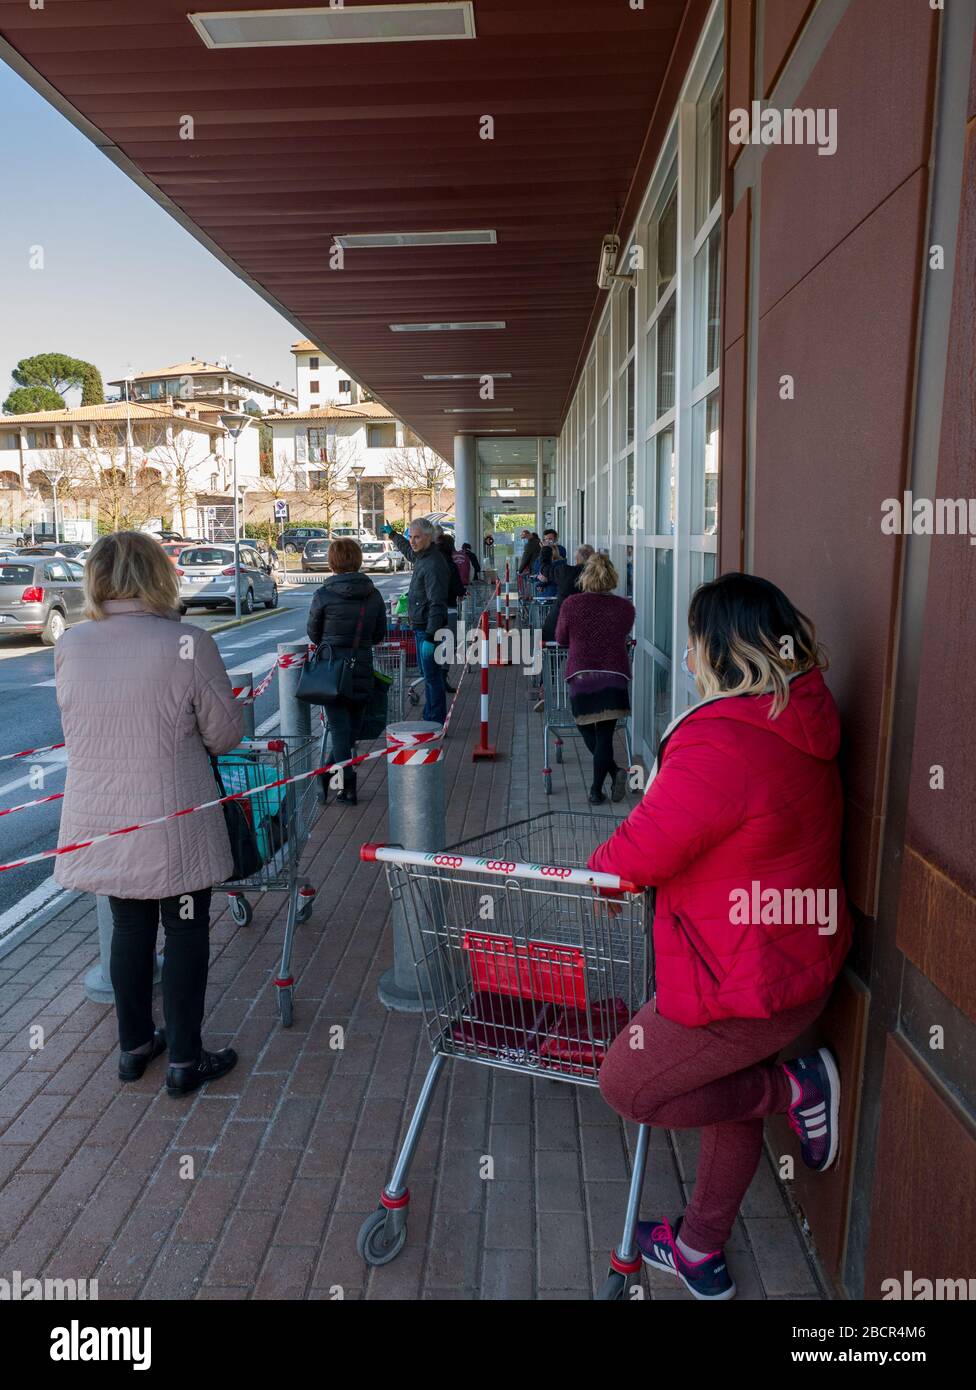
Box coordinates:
[0,0,700,458]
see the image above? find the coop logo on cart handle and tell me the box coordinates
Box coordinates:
[539,865,572,879]
[431,854,463,868]
[478,858,516,874]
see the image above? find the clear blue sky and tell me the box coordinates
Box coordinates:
[0,61,300,406]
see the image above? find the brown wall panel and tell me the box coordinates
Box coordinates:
[896,123,976,1020]
[718,336,746,573]
[864,1035,976,1298]
[758,0,937,318]
[768,970,869,1288]
[754,171,927,917]
[724,187,750,349]
[898,849,976,1023]
[762,0,816,96]
[726,0,754,167]
[901,124,976,894]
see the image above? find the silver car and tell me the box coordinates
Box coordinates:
[359,539,404,573]
[177,543,278,615]
[0,557,86,644]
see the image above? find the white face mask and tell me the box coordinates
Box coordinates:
[680,647,692,676]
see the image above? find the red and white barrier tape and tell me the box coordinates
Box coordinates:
[0,741,65,763]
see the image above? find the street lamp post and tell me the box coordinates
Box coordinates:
[42,468,66,547]
[220,412,255,624]
[349,463,366,537]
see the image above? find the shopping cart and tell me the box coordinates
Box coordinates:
[356,810,653,1300]
[373,642,406,724]
[516,570,534,624]
[215,736,319,1027]
[541,642,634,793]
[462,578,493,627]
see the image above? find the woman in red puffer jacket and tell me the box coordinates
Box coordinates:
[591,573,851,1301]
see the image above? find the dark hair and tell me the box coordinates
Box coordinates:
[328,537,362,573]
[437,533,456,555]
[687,572,826,715]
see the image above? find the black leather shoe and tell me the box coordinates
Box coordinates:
[336,788,358,805]
[588,789,607,805]
[166,1047,238,1098]
[119,1028,167,1081]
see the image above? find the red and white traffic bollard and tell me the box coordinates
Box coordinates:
[472,608,496,760]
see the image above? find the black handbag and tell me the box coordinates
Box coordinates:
[210,757,263,881]
[296,603,365,705]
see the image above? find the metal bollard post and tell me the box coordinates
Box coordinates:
[239,670,255,738]
[277,642,310,739]
[378,721,445,1013]
[85,896,162,1005]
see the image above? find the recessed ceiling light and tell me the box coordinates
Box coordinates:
[423,372,512,380]
[460,428,516,434]
[336,230,495,249]
[189,3,475,49]
[443,408,515,414]
[390,321,506,332]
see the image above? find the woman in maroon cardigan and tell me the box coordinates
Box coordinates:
[554,552,635,803]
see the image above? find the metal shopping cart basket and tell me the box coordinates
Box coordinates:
[373,642,406,724]
[541,642,634,794]
[356,809,654,1299]
[215,736,319,1027]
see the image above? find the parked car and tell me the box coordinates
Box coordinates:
[0,556,86,644]
[360,539,404,573]
[301,538,331,573]
[331,525,377,542]
[16,541,88,559]
[280,526,329,554]
[0,525,25,548]
[161,542,189,564]
[154,530,186,542]
[177,543,278,614]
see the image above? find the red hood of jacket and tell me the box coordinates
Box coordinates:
[679,669,840,762]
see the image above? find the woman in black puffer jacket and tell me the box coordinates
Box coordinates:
[307,538,387,805]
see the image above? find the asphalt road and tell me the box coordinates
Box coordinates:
[0,572,409,945]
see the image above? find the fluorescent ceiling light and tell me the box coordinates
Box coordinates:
[423,372,512,380]
[189,3,475,49]
[390,321,506,332]
[443,408,515,414]
[336,230,495,249]
[460,428,516,434]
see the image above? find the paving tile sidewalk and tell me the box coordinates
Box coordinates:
[0,656,827,1300]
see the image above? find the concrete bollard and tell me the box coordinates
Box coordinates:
[277,642,311,739]
[84,896,162,1005]
[378,721,445,1013]
[239,670,255,738]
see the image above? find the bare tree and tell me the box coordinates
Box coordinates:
[47,428,165,533]
[387,442,452,521]
[302,427,359,531]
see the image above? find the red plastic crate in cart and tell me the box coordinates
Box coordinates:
[385,623,418,667]
[462,931,587,1009]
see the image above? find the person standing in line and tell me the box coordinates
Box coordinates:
[461,542,482,580]
[306,538,387,807]
[542,528,567,560]
[518,528,542,575]
[590,573,849,1301]
[542,543,594,642]
[554,552,633,804]
[53,531,243,1098]
[385,517,451,724]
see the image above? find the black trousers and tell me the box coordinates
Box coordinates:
[108,889,212,1063]
[323,697,366,790]
[578,720,620,793]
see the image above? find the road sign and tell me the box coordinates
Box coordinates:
[274,499,288,519]
[206,507,217,520]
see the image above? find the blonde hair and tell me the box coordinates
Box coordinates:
[579,552,618,593]
[84,531,180,620]
[688,573,827,717]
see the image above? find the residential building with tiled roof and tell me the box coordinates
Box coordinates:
[107,359,297,416]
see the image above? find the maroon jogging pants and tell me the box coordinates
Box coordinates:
[598,990,831,1252]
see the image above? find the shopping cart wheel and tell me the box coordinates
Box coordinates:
[296,885,316,924]
[357,1208,407,1267]
[277,985,294,1028]
[228,894,252,928]
[596,1271,631,1301]
[555,740,563,764]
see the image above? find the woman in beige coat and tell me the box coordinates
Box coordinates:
[54,531,243,1097]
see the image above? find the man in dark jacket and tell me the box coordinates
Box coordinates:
[307,539,386,804]
[518,529,542,575]
[385,518,451,724]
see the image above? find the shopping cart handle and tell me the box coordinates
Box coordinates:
[360,842,639,894]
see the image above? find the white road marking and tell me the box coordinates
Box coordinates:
[255,712,280,736]
[227,648,281,678]
[32,678,57,687]
[0,752,67,801]
[0,874,72,946]
[218,628,291,653]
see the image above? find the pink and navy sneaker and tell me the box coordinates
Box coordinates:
[783,1047,840,1171]
[635,1217,736,1301]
